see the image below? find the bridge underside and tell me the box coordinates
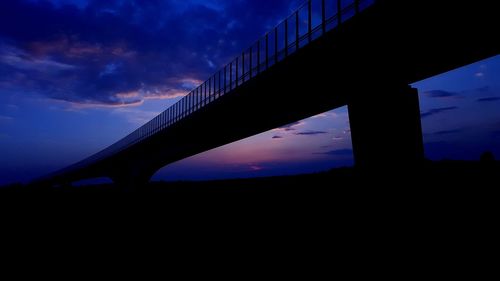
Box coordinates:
[38,0,499,188]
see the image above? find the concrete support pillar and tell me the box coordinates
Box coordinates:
[110,167,155,191]
[348,83,424,169]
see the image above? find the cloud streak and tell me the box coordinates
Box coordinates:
[0,115,14,122]
[295,131,328,136]
[421,106,458,118]
[424,90,460,98]
[477,97,500,103]
[315,149,353,156]
[433,129,463,136]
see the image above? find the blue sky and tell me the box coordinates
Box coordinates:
[0,0,499,185]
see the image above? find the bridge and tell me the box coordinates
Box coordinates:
[35,0,500,188]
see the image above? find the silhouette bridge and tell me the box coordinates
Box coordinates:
[36,0,499,187]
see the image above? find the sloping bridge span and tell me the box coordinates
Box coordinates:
[36,0,500,187]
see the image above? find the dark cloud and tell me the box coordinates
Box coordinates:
[316,149,353,156]
[272,135,283,139]
[424,90,460,98]
[476,86,490,93]
[433,129,463,136]
[0,115,14,122]
[0,0,299,106]
[295,131,328,136]
[278,121,301,131]
[420,106,458,118]
[477,97,500,102]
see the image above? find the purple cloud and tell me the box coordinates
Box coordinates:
[477,97,500,102]
[424,90,460,98]
[295,131,328,136]
[433,129,463,136]
[476,86,490,93]
[316,149,353,156]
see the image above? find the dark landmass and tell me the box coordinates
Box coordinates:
[1,159,497,269]
[2,160,498,194]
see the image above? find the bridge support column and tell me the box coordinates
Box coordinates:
[348,83,424,169]
[110,167,156,191]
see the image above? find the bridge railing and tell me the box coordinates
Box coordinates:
[65,0,375,172]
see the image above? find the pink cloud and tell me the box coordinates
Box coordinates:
[143,89,187,100]
[0,44,75,71]
[28,37,136,60]
[52,98,144,110]
[249,165,263,171]
[115,91,141,99]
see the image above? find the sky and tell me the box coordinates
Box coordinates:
[0,0,499,185]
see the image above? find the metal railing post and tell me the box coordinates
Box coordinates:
[174,103,177,122]
[224,66,227,94]
[198,86,201,108]
[355,0,359,14]
[249,47,253,78]
[218,70,222,97]
[274,27,278,63]
[229,62,233,90]
[257,40,260,73]
[212,75,216,100]
[209,77,212,101]
[207,78,212,104]
[235,57,239,87]
[204,81,207,105]
[242,52,245,82]
[181,98,186,119]
[196,88,198,108]
[265,33,269,69]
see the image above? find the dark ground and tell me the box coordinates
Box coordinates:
[1,160,497,274]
